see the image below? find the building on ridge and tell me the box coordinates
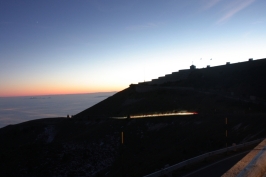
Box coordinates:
[190,65,196,70]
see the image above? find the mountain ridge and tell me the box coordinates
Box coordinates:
[1,57,266,176]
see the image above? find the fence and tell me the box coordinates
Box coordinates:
[143,138,265,177]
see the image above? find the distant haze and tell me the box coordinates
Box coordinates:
[0,0,265,96]
[0,92,116,128]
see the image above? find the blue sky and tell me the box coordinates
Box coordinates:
[1,0,266,96]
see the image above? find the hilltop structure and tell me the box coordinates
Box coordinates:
[138,58,259,86]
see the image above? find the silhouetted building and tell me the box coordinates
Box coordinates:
[190,65,196,70]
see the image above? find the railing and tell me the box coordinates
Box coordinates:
[229,139,266,177]
[143,138,264,177]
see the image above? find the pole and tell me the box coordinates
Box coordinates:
[121,131,124,174]
[121,131,124,144]
[225,117,228,147]
[122,131,123,144]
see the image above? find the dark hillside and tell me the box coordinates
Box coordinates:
[0,114,266,177]
[75,58,266,119]
[171,58,266,99]
[76,86,265,119]
[1,58,266,176]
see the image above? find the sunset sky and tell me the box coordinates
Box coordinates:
[1,0,266,97]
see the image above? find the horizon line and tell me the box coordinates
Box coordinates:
[0,91,118,98]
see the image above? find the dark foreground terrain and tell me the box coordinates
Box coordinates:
[1,58,266,176]
[1,114,266,177]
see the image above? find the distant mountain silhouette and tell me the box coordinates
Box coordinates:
[75,58,266,119]
[1,58,266,177]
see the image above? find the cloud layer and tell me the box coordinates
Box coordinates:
[202,0,221,10]
[217,0,256,24]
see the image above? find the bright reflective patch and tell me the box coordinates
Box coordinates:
[111,112,198,119]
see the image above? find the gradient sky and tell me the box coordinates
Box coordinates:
[1,0,266,97]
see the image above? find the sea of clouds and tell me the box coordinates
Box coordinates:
[0,92,116,128]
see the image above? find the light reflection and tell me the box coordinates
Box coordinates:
[111,112,198,119]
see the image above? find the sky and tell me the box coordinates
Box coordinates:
[1,0,266,97]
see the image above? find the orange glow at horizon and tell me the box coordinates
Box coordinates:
[0,85,122,97]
